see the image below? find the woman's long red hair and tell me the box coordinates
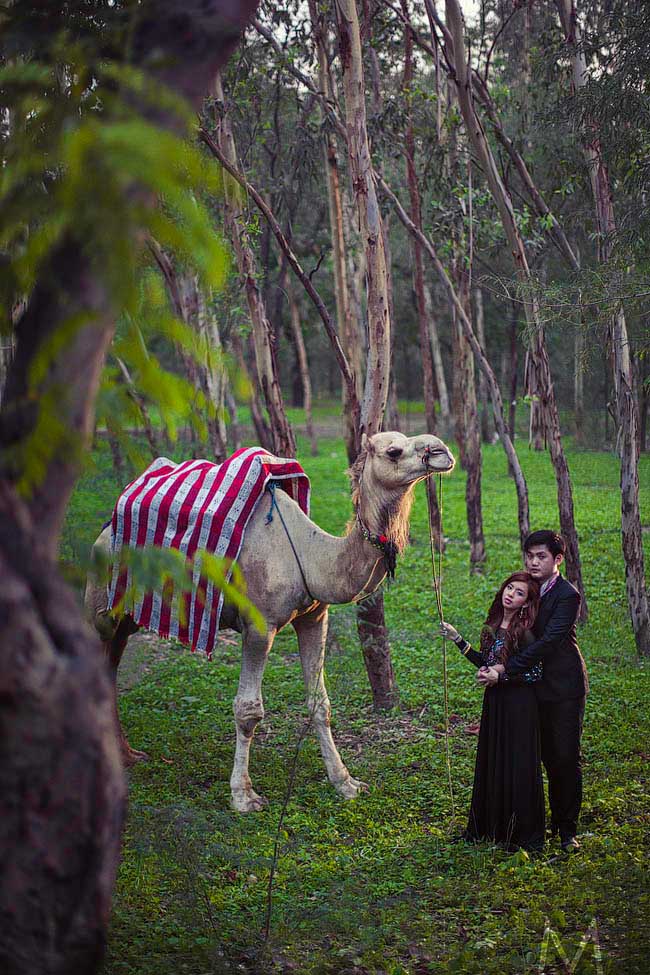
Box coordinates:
[479,571,540,662]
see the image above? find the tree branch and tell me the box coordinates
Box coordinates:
[199,127,360,430]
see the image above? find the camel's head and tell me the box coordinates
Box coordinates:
[354,431,455,491]
[348,432,455,553]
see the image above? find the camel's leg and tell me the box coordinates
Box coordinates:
[293,607,369,800]
[230,625,276,812]
[103,616,146,767]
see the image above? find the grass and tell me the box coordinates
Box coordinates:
[65,421,650,974]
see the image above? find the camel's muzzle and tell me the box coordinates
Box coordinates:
[422,446,455,472]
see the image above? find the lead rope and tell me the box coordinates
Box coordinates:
[426,472,456,820]
[266,482,317,603]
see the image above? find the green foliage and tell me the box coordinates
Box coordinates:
[93,541,265,637]
[1,55,225,321]
[64,424,650,975]
[0,25,233,495]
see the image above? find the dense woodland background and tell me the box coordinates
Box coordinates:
[0,1,649,973]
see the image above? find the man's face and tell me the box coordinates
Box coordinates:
[524,545,563,582]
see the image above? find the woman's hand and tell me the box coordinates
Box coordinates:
[439,622,460,643]
[477,663,505,687]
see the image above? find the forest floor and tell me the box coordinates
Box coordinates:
[64,423,650,975]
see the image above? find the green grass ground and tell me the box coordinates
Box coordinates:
[65,424,650,975]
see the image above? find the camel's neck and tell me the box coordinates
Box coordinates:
[306,484,414,605]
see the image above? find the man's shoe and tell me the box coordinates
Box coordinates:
[560,836,581,854]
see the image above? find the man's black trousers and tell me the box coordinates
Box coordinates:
[538,696,586,840]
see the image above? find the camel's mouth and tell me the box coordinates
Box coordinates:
[408,462,453,484]
[422,449,455,474]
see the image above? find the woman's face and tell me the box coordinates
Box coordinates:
[501,580,529,613]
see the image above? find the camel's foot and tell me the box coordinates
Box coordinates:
[231,788,270,813]
[333,774,369,800]
[121,742,149,767]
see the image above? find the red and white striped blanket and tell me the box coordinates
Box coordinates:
[106,446,310,658]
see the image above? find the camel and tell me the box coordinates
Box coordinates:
[84,431,455,811]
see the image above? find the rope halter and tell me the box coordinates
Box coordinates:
[356,511,398,580]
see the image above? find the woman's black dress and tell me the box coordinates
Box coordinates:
[462,629,545,852]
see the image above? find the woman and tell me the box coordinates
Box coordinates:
[441,572,544,852]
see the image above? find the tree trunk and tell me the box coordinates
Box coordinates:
[335,0,391,441]
[115,355,161,459]
[149,243,228,460]
[377,177,531,547]
[444,0,586,613]
[508,302,518,440]
[182,275,228,462]
[0,487,125,975]
[424,283,452,435]
[328,135,361,455]
[335,0,397,709]
[230,330,273,451]
[574,327,585,447]
[402,0,442,547]
[474,286,492,443]
[214,73,295,458]
[640,345,649,453]
[309,0,362,459]
[451,272,486,572]
[557,0,647,648]
[356,589,397,710]
[224,379,241,453]
[106,423,128,486]
[0,5,259,969]
[447,92,486,572]
[382,215,401,433]
[524,348,545,451]
[288,290,318,456]
[193,283,228,461]
[199,126,361,449]
[0,334,14,407]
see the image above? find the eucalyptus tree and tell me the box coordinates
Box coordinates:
[441,0,588,614]
[0,2,258,971]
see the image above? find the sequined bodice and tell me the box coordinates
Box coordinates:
[487,627,543,683]
[485,628,508,667]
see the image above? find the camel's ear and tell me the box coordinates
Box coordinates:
[361,433,374,454]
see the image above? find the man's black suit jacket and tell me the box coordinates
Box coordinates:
[504,575,588,702]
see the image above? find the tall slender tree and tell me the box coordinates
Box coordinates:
[446,90,486,571]
[335,0,397,708]
[557,0,650,652]
[401,0,443,549]
[443,0,587,614]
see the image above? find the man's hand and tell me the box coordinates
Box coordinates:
[477,665,501,687]
[439,621,460,642]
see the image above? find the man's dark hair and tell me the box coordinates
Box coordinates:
[523,530,566,558]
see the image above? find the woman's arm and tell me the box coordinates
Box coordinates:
[439,622,486,669]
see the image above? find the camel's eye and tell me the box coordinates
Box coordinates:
[386,446,403,461]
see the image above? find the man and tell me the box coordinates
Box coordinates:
[479,530,588,853]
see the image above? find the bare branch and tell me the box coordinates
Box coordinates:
[199,127,361,427]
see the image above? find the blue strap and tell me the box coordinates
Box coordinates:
[266,481,280,524]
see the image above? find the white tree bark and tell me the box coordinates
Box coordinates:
[288,289,318,456]
[474,287,492,442]
[335,0,391,439]
[335,0,397,709]
[424,284,451,431]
